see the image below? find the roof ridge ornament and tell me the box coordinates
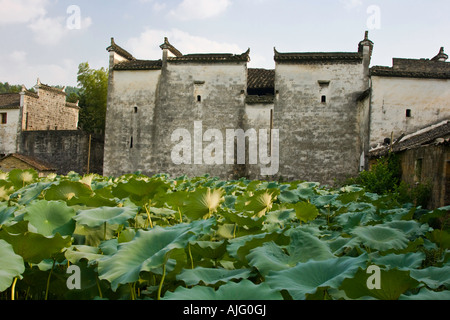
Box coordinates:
[431,47,448,62]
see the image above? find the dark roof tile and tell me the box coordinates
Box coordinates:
[248,68,275,90]
[0,93,20,109]
[274,49,363,64]
[0,153,57,171]
[114,59,162,71]
[370,120,450,158]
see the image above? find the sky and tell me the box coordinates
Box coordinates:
[0,0,449,88]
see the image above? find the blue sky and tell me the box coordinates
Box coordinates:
[0,0,449,88]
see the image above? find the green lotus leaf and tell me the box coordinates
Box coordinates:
[65,245,104,265]
[340,268,419,300]
[383,220,430,238]
[247,229,335,276]
[264,209,296,230]
[183,188,225,220]
[351,225,409,251]
[73,223,117,247]
[227,231,288,263]
[23,200,76,236]
[409,266,450,289]
[9,182,53,205]
[0,239,25,292]
[336,211,376,231]
[372,252,426,271]
[112,177,170,204]
[278,190,300,204]
[220,209,264,229]
[176,267,253,286]
[426,229,450,250]
[163,279,283,300]
[7,169,39,189]
[296,186,318,201]
[98,219,214,291]
[311,194,338,208]
[0,204,16,225]
[236,189,279,218]
[265,255,367,300]
[189,240,228,260]
[44,180,93,202]
[247,242,297,275]
[399,287,450,300]
[337,190,364,204]
[292,202,319,223]
[0,221,72,264]
[73,206,139,228]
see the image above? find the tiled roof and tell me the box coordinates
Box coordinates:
[107,38,135,61]
[370,66,450,79]
[65,102,80,109]
[274,48,363,64]
[0,154,57,171]
[113,59,163,71]
[248,68,275,90]
[168,49,250,63]
[370,120,450,158]
[0,93,20,109]
[370,50,450,79]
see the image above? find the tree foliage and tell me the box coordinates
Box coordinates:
[77,62,108,134]
[0,82,22,94]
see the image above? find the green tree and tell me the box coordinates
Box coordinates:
[77,62,108,133]
[0,82,22,94]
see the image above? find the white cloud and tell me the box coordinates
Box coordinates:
[169,0,231,21]
[126,28,244,60]
[0,0,48,25]
[0,0,92,45]
[27,15,92,46]
[0,52,78,88]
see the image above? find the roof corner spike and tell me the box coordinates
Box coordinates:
[431,46,448,62]
[365,30,369,40]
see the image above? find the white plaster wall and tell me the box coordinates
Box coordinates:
[245,104,274,129]
[274,61,367,183]
[370,76,450,146]
[103,69,161,176]
[0,109,20,155]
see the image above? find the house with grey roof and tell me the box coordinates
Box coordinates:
[103,32,449,191]
[0,80,80,158]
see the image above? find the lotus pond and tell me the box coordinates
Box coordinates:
[0,169,449,300]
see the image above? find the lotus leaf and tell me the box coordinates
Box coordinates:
[0,239,25,292]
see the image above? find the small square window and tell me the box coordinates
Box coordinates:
[321,95,327,103]
[134,107,138,114]
[406,109,412,118]
[197,95,202,103]
[0,113,7,124]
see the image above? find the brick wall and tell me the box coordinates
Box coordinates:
[22,86,79,131]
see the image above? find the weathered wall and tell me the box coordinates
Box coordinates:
[18,131,104,175]
[0,108,20,155]
[370,77,450,146]
[103,69,161,176]
[398,144,449,209]
[273,62,368,184]
[150,62,248,179]
[22,87,79,131]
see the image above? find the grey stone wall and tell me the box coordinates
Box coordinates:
[273,61,369,185]
[18,130,104,175]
